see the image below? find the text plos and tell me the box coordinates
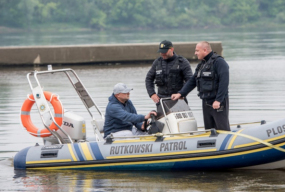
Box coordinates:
[266,125,285,137]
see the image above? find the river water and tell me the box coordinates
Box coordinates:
[1,27,285,191]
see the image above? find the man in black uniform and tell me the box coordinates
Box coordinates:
[171,41,230,131]
[145,40,193,103]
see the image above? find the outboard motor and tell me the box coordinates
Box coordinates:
[44,110,86,145]
[155,98,197,134]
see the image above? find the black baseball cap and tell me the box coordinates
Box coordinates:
[157,40,173,53]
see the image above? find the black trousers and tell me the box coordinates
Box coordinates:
[202,97,230,131]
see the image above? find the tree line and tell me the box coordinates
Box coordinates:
[0,0,285,30]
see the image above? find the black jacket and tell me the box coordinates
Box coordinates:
[145,52,193,98]
[179,51,229,103]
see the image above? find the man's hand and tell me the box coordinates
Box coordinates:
[171,93,181,100]
[144,111,157,120]
[151,94,160,103]
[212,101,220,109]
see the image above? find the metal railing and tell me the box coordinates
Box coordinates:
[27,66,105,143]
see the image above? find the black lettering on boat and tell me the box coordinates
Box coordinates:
[173,142,178,150]
[266,129,272,137]
[160,141,187,152]
[197,140,216,148]
[115,146,120,154]
[129,145,134,154]
[110,144,153,155]
[277,126,282,134]
[110,146,115,155]
[164,143,169,151]
[120,146,124,154]
[179,142,184,150]
[272,128,278,135]
[160,143,165,152]
[140,144,145,153]
[169,142,173,151]
[145,144,151,152]
[63,121,74,128]
[135,145,140,153]
[183,141,187,149]
[124,145,129,154]
[267,125,285,137]
[146,144,153,153]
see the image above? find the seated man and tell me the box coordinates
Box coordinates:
[103,83,157,138]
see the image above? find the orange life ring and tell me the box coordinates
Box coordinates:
[20,91,63,137]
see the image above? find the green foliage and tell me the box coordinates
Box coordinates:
[258,0,285,18]
[0,0,284,30]
[220,1,260,25]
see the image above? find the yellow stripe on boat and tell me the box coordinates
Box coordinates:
[234,134,285,149]
[26,131,285,169]
[113,132,211,143]
[80,143,93,160]
[113,137,156,143]
[106,148,217,159]
[26,159,72,164]
[227,129,244,149]
[218,130,285,152]
[163,133,211,140]
[68,144,77,161]
[27,142,285,170]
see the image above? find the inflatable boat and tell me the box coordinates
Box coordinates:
[14,67,285,170]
